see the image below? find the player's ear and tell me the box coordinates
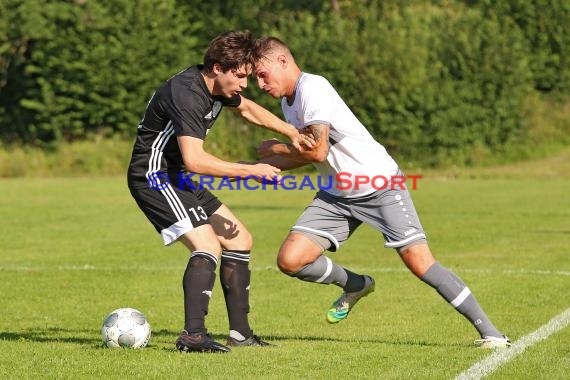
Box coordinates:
[212,63,223,75]
[277,54,288,69]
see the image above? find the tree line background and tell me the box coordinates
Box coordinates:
[0,0,568,174]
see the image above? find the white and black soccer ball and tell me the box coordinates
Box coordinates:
[101,307,151,348]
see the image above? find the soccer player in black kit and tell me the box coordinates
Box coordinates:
[127,31,311,353]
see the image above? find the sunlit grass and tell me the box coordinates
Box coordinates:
[0,173,568,379]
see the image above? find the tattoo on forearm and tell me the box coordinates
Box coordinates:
[302,125,322,142]
[310,126,322,141]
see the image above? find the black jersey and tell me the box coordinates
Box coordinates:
[127,65,240,189]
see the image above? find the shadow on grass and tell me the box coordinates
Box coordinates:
[0,328,461,350]
[0,327,101,346]
[149,329,456,349]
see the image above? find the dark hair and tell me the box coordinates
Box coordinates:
[203,31,255,72]
[252,36,291,62]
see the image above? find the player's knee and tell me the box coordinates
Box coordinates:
[218,228,253,252]
[399,242,435,277]
[201,241,223,257]
[189,238,222,257]
[237,228,253,250]
[277,251,300,274]
[277,255,295,274]
[277,248,315,274]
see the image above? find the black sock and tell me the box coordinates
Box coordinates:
[220,250,252,338]
[183,251,217,334]
[344,270,365,292]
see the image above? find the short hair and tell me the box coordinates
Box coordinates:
[203,31,255,72]
[252,36,291,63]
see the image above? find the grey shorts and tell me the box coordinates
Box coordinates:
[292,186,427,252]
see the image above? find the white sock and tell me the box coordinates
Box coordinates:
[229,329,246,341]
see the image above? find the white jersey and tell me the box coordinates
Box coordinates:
[282,73,399,198]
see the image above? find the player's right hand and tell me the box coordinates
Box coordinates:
[289,129,315,151]
[249,163,282,183]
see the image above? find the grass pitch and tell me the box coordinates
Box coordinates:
[0,173,569,379]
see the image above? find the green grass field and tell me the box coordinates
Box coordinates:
[1,171,569,379]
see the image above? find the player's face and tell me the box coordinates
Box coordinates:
[213,64,250,98]
[254,58,285,99]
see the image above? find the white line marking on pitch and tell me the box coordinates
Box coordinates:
[349,267,570,277]
[455,307,570,380]
[1,266,570,277]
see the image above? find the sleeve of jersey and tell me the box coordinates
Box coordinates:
[300,78,334,127]
[165,86,208,139]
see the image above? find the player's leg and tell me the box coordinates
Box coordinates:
[177,227,222,335]
[176,227,232,352]
[208,204,271,346]
[129,185,229,353]
[278,231,375,323]
[279,193,375,323]
[399,243,510,348]
[277,231,362,290]
[369,178,510,348]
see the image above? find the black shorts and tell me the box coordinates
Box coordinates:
[129,178,222,246]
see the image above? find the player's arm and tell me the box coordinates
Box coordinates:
[233,96,314,150]
[257,124,330,163]
[178,135,281,180]
[256,155,309,171]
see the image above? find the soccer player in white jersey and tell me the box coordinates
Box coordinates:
[251,36,510,348]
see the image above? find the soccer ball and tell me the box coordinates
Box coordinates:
[101,307,151,348]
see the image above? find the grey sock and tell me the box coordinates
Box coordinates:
[421,261,502,338]
[288,255,348,288]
